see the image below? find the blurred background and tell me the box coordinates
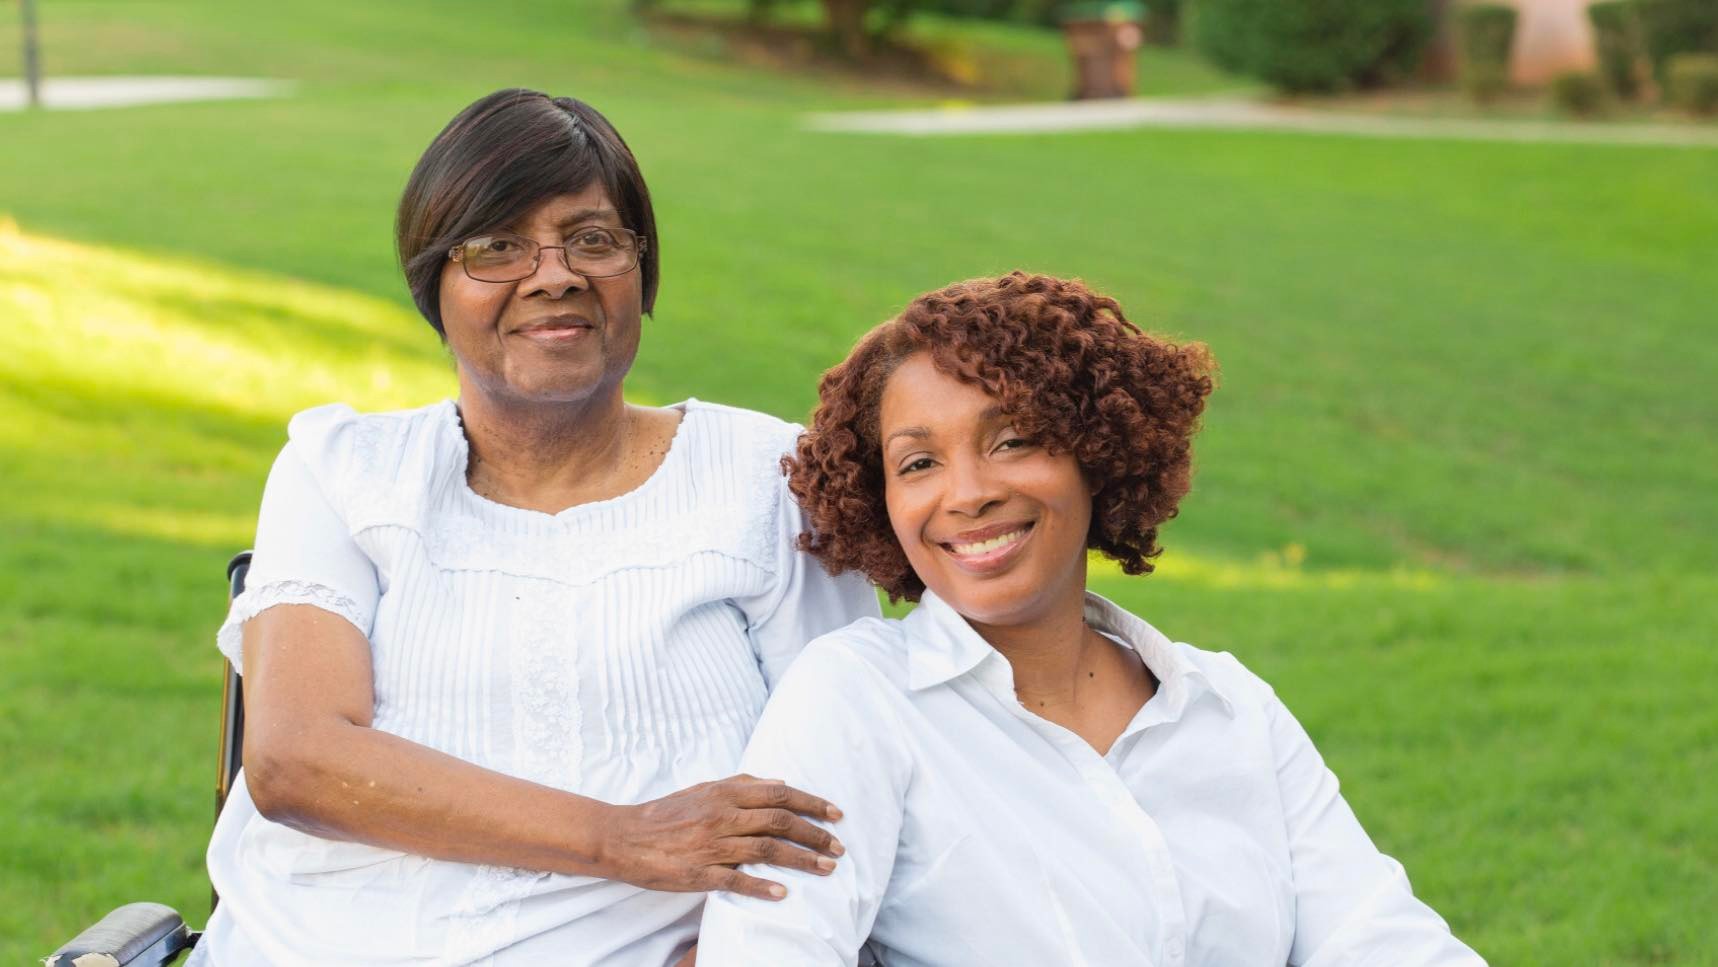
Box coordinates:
[2,0,1715,962]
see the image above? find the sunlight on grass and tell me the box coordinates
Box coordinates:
[0,217,452,423]
[0,219,456,545]
[28,498,258,549]
[1099,545,1446,591]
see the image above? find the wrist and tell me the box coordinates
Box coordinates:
[571,798,630,879]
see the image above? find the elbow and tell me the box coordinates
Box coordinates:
[244,730,341,829]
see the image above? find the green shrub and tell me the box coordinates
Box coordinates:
[1462,64,1510,102]
[1457,3,1517,101]
[1637,0,1718,84]
[1549,70,1607,116]
[1666,52,1718,114]
[1459,3,1517,67]
[912,0,1017,19]
[1188,0,1433,93]
[1143,0,1183,45]
[1588,0,1645,98]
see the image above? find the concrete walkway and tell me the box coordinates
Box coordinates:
[0,76,294,112]
[806,96,1718,149]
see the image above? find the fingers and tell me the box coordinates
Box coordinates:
[728,777,843,822]
[738,834,839,876]
[738,808,843,857]
[706,866,789,901]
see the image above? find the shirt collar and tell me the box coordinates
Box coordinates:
[902,588,1235,719]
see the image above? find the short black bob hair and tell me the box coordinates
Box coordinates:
[395,89,660,336]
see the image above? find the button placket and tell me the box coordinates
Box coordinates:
[963,650,1192,964]
[1057,725,1191,964]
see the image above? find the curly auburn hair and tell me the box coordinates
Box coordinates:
[786,271,1216,603]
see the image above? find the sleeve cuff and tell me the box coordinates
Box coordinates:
[215,579,371,670]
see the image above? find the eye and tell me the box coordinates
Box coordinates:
[994,434,1034,453]
[897,456,935,476]
[461,235,525,263]
[569,228,620,253]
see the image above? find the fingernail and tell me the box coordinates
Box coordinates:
[769,884,787,899]
[817,856,837,872]
[827,806,844,820]
[830,841,846,857]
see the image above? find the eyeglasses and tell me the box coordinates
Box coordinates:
[448,227,647,283]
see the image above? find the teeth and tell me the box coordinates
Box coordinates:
[949,530,1025,556]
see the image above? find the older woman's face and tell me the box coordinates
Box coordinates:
[880,353,1092,628]
[438,184,643,405]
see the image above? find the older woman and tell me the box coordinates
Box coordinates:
[697,273,1484,965]
[190,89,877,966]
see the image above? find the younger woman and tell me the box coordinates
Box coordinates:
[697,272,1482,965]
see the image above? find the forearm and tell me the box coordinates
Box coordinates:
[248,720,615,877]
[238,605,844,897]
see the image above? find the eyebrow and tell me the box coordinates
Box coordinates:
[882,406,1009,449]
[555,208,621,228]
[883,426,929,448]
[504,208,621,234]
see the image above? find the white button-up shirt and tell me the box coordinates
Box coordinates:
[698,590,1484,966]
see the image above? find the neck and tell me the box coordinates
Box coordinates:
[967,577,1101,711]
[456,374,632,507]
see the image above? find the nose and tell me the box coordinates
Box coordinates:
[520,246,590,300]
[942,451,1007,519]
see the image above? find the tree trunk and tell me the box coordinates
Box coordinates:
[822,0,870,59]
[22,0,43,108]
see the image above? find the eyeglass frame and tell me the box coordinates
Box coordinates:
[446,227,649,283]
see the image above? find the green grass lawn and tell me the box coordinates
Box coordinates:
[2,0,1715,962]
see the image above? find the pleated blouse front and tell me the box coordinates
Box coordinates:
[193,398,879,967]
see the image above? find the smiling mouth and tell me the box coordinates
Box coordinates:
[938,521,1035,570]
[515,321,595,341]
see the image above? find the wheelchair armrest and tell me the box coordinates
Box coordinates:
[47,902,194,967]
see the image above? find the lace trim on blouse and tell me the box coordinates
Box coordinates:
[216,579,369,668]
[445,584,586,961]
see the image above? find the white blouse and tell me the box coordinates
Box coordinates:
[191,398,879,967]
[698,590,1485,967]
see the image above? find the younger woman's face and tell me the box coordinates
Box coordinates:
[879,352,1092,628]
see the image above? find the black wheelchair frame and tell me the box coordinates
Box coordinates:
[47,551,254,966]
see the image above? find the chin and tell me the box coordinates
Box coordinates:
[501,366,607,404]
[928,574,1046,627]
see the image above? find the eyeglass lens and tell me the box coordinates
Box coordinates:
[461,229,638,282]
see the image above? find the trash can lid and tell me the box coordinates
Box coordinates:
[1058,0,1145,24]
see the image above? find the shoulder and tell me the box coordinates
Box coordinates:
[739,619,915,803]
[286,399,452,454]
[763,617,912,717]
[680,399,803,467]
[674,401,809,563]
[1089,593,1275,716]
[284,400,458,522]
[1170,640,1281,719]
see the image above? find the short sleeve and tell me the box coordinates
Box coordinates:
[737,461,881,689]
[215,441,380,670]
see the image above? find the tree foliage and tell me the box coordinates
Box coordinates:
[1189,0,1433,93]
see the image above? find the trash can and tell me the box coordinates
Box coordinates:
[1060,1,1146,100]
